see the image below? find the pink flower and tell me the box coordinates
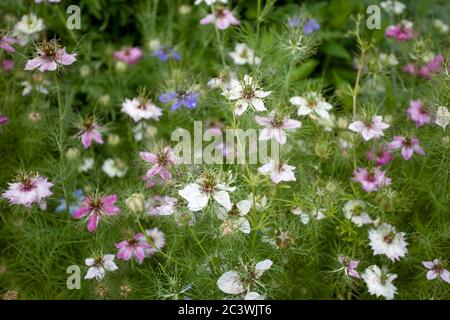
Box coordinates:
[73,194,120,232]
[2,173,53,208]
[367,145,393,166]
[113,47,143,65]
[0,115,8,126]
[352,167,391,192]
[422,259,450,284]
[0,36,18,53]
[115,232,153,262]
[2,59,15,72]
[25,40,76,72]
[407,100,431,127]
[338,255,360,279]
[78,120,104,149]
[255,111,301,145]
[348,116,389,141]
[388,136,425,160]
[258,159,296,184]
[200,8,240,30]
[426,54,444,73]
[402,63,417,75]
[139,147,178,188]
[385,21,414,41]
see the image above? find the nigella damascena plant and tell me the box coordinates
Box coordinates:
[158,89,199,111]
[73,194,120,232]
[25,39,76,72]
[200,7,240,30]
[77,118,104,149]
[115,228,165,263]
[113,46,143,65]
[2,172,53,209]
[139,146,179,188]
[352,167,391,192]
[121,91,162,123]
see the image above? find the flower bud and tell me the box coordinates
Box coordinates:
[125,193,145,212]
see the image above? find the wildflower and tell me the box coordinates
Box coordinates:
[244,292,265,300]
[0,36,18,53]
[25,39,76,72]
[217,199,252,236]
[102,158,128,178]
[292,207,326,224]
[217,259,273,295]
[113,47,143,65]
[289,92,333,119]
[368,223,408,261]
[418,54,444,78]
[228,43,261,65]
[73,194,120,232]
[433,19,449,33]
[0,115,8,126]
[352,167,391,192]
[378,53,399,67]
[153,46,181,61]
[338,255,360,279]
[207,70,239,97]
[2,172,53,208]
[255,111,301,144]
[388,136,425,160]
[348,116,390,141]
[115,232,153,263]
[146,196,177,216]
[258,159,296,184]
[121,96,162,122]
[125,193,145,213]
[21,75,49,96]
[367,145,393,166]
[200,8,239,30]
[78,158,94,173]
[78,119,104,149]
[403,63,417,75]
[435,106,450,130]
[422,259,450,284]
[55,189,84,215]
[13,14,45,45]
[385,20,414,41]
[362,265,397,300]
[158,90,199,110]
[303,18,320,35]
[2,59,15,72]
[85,254,118,281]
[139,147,178,188]
[379,0,406,14]
[343,200,373,227]
[227,75,271,116]
[195,0,227,5]
[144,227,166,255]
[407,100,431,127]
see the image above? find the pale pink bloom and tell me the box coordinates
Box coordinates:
[385,20,414,41]
[388,136,425,160]
[2,173,53,208]
[200,8,240,30]
[115,232,153,263]
[0,115,8,125]
[367,145,393,166]
[2,59,15,72]
[338,255,360,279]
[0,36,18,53]
[73,195,120,232]
[139,147,178,188]
[255,111,301,144]
[144,227,166,256]
[352,167,391,192]
[418,55,444,79]
[258,159,296,184]
[113,47,143,65]
[403,63,417,75]
[407,100,431,127]
[121,97,162,122]
[79,121,104,149]
[422,259,450,284]
[348,116,389,141]
[25,44,76,72]
[146,196,177,216]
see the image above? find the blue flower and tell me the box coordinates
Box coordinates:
[153,47,181,61]
[158,91,199,110]
[303,18,320,35]
[288,17,301,28]
[55,189,84,215]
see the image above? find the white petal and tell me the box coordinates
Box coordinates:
[179,183,209,211]
[254,259,273,278]
[213,190,232,211]
[217,271,245,294]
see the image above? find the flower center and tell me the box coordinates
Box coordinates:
[383,232,395,244]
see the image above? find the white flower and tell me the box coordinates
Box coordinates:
[146,196,177,216]
[343,200,373,227]
[227,75,271,116]
[380,0,406,14]
[362,265,397,300]
[289,92,333,119]
[85,254,118,281]
[194,0,227,5]
[208,71,240,98]
[121,97,162,122]
[258,159,296,184]
[13,14,45,45]
[102,158,128,178]
[228,43,261,65]
[379,53,399,66]
[21,80,49,96]
[368,223,408,261]
[255,111,301,145]
[433,19,449,34]
[78,157,94,172]
[436,106,450,130]
[178,176,235,212]
[217,199,252,235]
[244,292,265,300]
[292,207,325,224]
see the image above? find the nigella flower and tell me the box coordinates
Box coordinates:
[388,136,425,160]
[21,74,49,96]
[289,92,333,120]
[368,223,408,261]
[407,100,431,127]
[338,255,361,279]
[258,159,296,184]
[25,39,76,72]
[121,95,162,122]
[303,18,320,35]
[422,259,450,284]
[0,36,18,53]
[2,172,53,208]
[73,194,120,232]
[2,59,15,72]
[102,158,128,178]
[200,8,240,30]
[292,207,326,224]
[115,232,153,263]
[418,54,444,79]
[78,119,104,149]
[367,145,393,166]
[348,116,390,141]
[158,90,199,110]
[146,196,178,216]
[352,167,391,192]
[84,254,118,281]
[342,200,373,227]
[379,0,406,14]
[144,227,166,255]
[0,115,8,126]
[287,16,301,28]
[362,265,397,300]
[227,75,271,116]
[13,14,45,45]
[113,47,143,65]
[385,20,414,41]
[255,111,301,145]
[153,46,181,61]
[55,189,84,215]
[139,147,178,188]
[435,106,450,130]
[217,199,252,236]
[228,43,261,65]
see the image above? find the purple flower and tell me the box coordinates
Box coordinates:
[153,47,181,61]
[113,47,143,65]
[25,40,76,72]
[407,100,431,127]
[388,136,425,160]
[2,173,53,208]
[139,147,178,188]
[73,194,120,232]
[348,116,389,141]
[158,90,198,110]
[352,167,391,192]
[2,59,15,72]
[78,120,104,149]
[115,232,153,263]
[303,18,320,35]
[0,115,8,126]
[367,145,393,166]
[338,255,360,279]
[422,259,450,284]
[200,8,240,30]
[287,17,301,28]
[0,36,18,53]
